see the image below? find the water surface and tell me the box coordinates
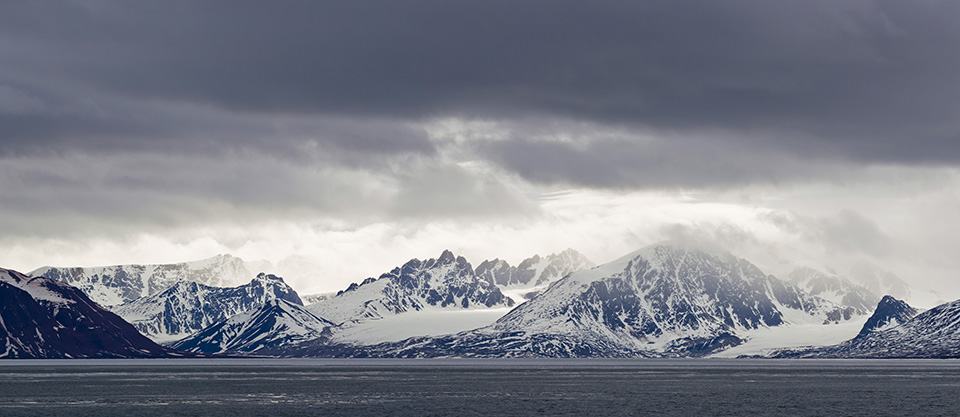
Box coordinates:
[1,358,958,416]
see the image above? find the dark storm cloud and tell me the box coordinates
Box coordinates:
[2,0,959,181]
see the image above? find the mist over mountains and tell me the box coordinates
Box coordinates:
[8,240,960,360]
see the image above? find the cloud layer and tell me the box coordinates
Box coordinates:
[2,1,959,301]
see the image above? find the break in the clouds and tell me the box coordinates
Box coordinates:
[1,1,960,301]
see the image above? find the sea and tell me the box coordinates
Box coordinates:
[1,358,959,416]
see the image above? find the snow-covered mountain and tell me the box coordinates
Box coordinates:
[302,292,336,305]
[110,273,303,343]
[172,299,333,355]
[30,254,255,307]
[847,261,912,302]
[786,267,878,314]
[773,296,960,358]
[856,295,919,338]
[0,267,181,359]
[476,249,594,293]
[307,250,514,327]
[294,242,859,358]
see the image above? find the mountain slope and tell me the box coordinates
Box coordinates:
[0,267,181,359]
[856,295,919,338]
[307,250,514,327]
[773,297,960,358]
[110,273,302,342]
[787,267,878,314]
[848,261,912,302]
[30,254,254,306]
[476,249,595,289]
[294,242,856,358]
[172,299,333,355]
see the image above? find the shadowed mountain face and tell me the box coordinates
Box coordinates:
[30,255,254,306]
[173,299,333,355]
[856,295,919,338]
[0,268,182,359]
[110,273,303,343]
[289,242,857,358]
[307,250,514,326]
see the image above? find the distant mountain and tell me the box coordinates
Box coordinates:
[172,299,333,355]
[110,273,302,342]
[30,254,254,306]
[302,292,335,305]
[772,297,960,358]
[787,267,878,314]
[307,250,514,327]
[0,267,181,359]
[848,261,912,302]
[856,295,919,338]
[295,242,857,358]
[475,249,595,291]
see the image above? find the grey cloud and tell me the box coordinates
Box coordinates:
[2,0,959,208]
[3,0,959,167]
[0,152,536,240]
[389,163,539,219]
[814,210,894,257]
[759,209,895,258]
[475,126,847,188]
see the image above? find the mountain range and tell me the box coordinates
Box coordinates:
[109,273,303,342]
[288,242,860,358]
[30,254,254,306]
[8,241,957,360]
[1,268,183,359]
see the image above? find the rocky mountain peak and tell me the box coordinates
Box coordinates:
[857,295,919,338]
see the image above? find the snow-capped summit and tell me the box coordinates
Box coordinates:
[787,267,879,314]
[330,242,860,358]
[847,260,912,302]
[173,299,333,355]
[110,273,303,343]
[0,267,177,358]
[492,242,857,353]
[476,249,595,301]
[856,295,919,338]
[308,250,514,326]
[476,248,595,289]
[30,254,255,306]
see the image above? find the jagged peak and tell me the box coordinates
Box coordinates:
[857,295,918,338]
[437,249,457,264]
[254,272,285,282]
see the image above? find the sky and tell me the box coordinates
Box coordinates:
[1,1,959,304]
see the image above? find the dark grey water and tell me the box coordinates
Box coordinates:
[1,359,959,416]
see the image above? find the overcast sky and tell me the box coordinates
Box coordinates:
[1,1,959,304]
